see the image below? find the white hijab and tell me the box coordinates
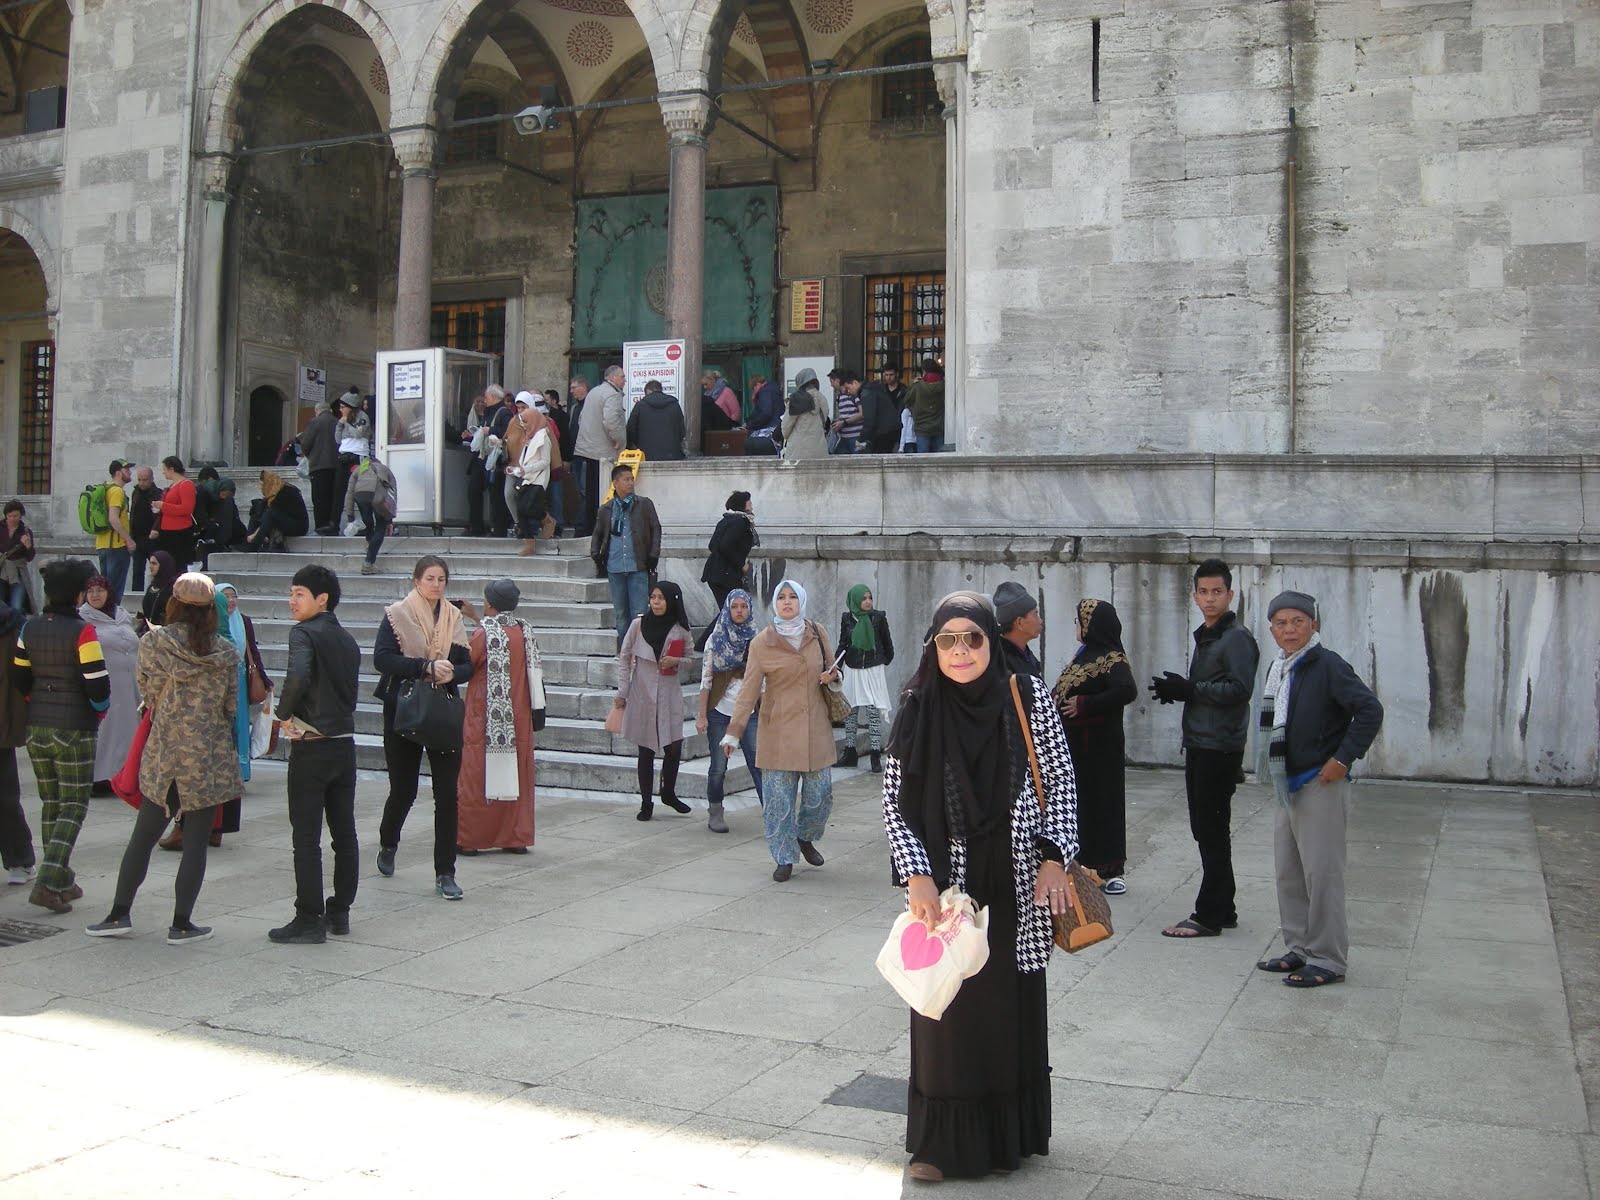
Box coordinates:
[772,578,808,647]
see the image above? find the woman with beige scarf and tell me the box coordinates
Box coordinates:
[373,555,474,900]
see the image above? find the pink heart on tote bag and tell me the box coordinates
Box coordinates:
[900,922,945,971]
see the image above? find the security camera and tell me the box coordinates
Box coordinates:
[513,105,558,135]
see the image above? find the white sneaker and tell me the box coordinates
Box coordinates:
[6,865,34,886]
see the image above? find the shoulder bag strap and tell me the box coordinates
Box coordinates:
[1010,675,1047,821]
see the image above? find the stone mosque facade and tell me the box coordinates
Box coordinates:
[0,0,1596,785]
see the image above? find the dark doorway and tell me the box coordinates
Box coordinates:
[248,385,286,465]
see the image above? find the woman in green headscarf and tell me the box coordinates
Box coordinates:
[837,584,895,772]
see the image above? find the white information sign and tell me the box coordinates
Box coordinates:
[623,338,688,414]
[298,366,327,407]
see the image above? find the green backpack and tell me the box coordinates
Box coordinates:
[78,482,110,535]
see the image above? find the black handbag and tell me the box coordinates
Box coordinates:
[393,664,465,751]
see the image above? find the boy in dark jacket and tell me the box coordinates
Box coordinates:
[1255,590,1383,988]
[590,467,662,647]
[12,559,109,913]
[1152,558,1259,938]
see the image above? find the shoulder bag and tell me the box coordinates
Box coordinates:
[810,621,851,726]
[246,655,270,705]
[1009,675,1113,953]
[394,662,465,751]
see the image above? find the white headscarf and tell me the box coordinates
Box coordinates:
[772,578,808,647]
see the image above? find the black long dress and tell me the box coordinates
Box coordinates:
[1053,600,1136,878]
[906,798,1052,1175]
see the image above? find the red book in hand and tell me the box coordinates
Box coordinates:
[661,638,686,674]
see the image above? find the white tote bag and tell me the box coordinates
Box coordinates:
[249,703,276,758]
[874,887,990,1020]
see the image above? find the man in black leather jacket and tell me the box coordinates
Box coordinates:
[270,564,360,945]
[1151,558,1259,938]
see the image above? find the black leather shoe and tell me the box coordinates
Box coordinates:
[326,906,350,936]
[835,748,859,768]
[798,841,825,867]
[268,914,326,944]
[772,863,793,882]
[660,793,690,814]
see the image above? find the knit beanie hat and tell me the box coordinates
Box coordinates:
[992,581,1037,631]
[1267,590,1318,622]
[484,578,521,613]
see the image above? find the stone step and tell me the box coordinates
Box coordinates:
[219,569,611,605]
[257,643,624,687]
[230,596,613,629]
[264,738,755,798]
[247,616,621,658]
[210,542,600,578]
[342,706,713,759]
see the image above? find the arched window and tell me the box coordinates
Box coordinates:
[446,92,499,164]
[879,37,941,123]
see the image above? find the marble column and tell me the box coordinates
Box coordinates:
[936,66,964,452]
[392,132,438,351]
[663,98,711,452]
[190,157,233,462]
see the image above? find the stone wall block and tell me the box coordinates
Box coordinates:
[1509,195,1600,244]
[1504,243,1588,286]
[1129,136,1185,181]
[1412,69,1541,122]
[1184,130,1289,178]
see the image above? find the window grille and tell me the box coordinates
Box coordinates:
[18,340,53,493]
[864,273,945,379]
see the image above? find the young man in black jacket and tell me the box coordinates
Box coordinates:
[270,564,360,944]
[1152,558,1259,938]
[1255,590,1383,988]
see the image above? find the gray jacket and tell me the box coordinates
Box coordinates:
[573,380,626,461]
[1182,612,1259,753]
[298,410,340,471]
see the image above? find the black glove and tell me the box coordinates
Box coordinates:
[592,556,607,579]
[646,558,659,573]
[1149,671,1193,705]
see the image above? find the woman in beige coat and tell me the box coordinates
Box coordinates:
[724,579,840,880]
[85,573,242,944]
[780,370,829,461]
[614,581,693,821]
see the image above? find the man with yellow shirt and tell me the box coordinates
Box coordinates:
[95,459,134,606]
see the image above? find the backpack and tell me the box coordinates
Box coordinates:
[78,483,110,535]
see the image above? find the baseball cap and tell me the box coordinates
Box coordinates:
[109,458,135,471]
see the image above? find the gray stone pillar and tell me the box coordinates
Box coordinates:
[936,65,963,452]
[663,98,711,452]
[392,132,438,351]
[191,157,232,462]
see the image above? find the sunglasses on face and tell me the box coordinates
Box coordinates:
[932,629,986,652]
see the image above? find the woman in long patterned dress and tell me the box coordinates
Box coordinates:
[456,579,545,854]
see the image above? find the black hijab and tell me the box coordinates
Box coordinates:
[885,591,1015,888]
[1056,598,1130,698]
[639,580,689,658]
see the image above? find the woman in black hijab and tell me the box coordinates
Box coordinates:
[139,551,179,633]
[882,591,1081,1183]
[1053,599,1137,893]
[613,580,693,821]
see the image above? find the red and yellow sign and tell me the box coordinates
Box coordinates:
[790,279,824,333]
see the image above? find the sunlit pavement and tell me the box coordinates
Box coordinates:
[1,764,1596,1199]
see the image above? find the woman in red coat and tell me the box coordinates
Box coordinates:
[152,456,197,570]
[455,579,545,854]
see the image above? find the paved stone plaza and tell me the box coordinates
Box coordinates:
[0,766,1595,1199]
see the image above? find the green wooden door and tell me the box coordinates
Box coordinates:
[572,186,778,356]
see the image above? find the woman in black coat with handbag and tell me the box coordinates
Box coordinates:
[373,555,473,900]
[696,491,757,649]
[1052,599,1137,894]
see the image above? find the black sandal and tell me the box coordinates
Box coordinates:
[1257,952,1306,973]
[1161,918,1221,939]
[1284,964,1344,988]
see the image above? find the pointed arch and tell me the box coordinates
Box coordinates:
[202,0,403,154]
[0,205,59,315]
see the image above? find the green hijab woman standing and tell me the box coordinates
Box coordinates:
[837,584,895,771]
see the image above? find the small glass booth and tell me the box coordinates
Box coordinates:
[375,348,500,530]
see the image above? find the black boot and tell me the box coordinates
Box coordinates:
[660,793,690,814]
[835,747,858,768]
[636,798,654,822]
[869,752,882,773]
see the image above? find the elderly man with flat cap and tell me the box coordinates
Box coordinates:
[1255,589,1383,989]
[992,581,1043,677]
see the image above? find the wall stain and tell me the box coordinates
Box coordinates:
[1498,590,1512,720]
[1519,678,1533,743]
[1419,571,1468,737]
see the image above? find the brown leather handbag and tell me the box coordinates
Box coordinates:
[246,656,269,705]
[1009,676,1114,953]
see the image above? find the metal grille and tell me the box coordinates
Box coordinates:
[18,339,54,494]
[865,273,945,379]
[0,917,65,948]
[446,93,499,164]
[880,37,942,123]
[430,301,506,358]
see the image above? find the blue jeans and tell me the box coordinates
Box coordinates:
[356,498,388,565]
[6,580,26,612]
[915,433,945,453]
[548,474,566,533]
[98,547,130,606]
[608,570,650,647]
[830,435,858,455]
[706,709,760,807]
[761,768,833,866]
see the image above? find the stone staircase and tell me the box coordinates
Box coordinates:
[206,535,757,800]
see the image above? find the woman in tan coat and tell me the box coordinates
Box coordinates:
[614,581,693,821]
[724,579,840,881]
[85,573,242,944]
